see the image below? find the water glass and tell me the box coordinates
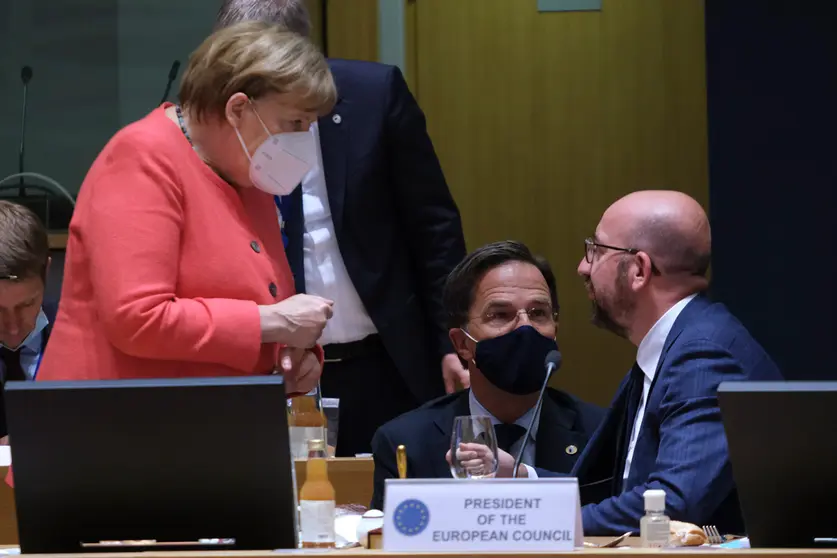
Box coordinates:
[449,415,498,479]
[287,385,326,460]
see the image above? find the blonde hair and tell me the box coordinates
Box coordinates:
[179,21,336,122]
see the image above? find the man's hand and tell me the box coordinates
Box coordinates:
[442,353,469,394]
[280,346,322,394]
[444,446,524,478]
[496,448,524,478]
[445,442,497,477]
[0,436,8,446]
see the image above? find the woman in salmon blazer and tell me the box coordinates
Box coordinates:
[37,22,335,393]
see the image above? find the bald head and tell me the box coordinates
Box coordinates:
[602,190,711,277]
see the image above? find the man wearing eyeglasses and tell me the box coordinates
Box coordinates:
[496,190,782,536]
[369,240,605,510]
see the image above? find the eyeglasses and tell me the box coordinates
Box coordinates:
[584,237,661,274]
[473,307,558,331]
[584,238,640,264]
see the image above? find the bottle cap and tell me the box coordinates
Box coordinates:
[643,489,666,511]
[307,438,326,451]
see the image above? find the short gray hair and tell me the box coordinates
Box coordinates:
[215,0,311,37]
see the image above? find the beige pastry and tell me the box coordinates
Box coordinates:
[669,521,707,546]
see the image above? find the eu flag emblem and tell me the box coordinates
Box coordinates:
[394,499,430,536]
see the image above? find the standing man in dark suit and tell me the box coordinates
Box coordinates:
[214,0,467,456]
[492,191,782,535]
[371,241,605,509]
[0,201,58,442]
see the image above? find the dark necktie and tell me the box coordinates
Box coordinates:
[275,189,306,294]
[0,347,26,383]
[494,423,527,454]
[613,362,646,489]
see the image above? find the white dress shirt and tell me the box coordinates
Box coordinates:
[469,390,539,479]
[0,308,49,381]
[299,122,377,345]
[622,294,698,480]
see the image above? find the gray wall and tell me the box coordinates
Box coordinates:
[0,1,217,196]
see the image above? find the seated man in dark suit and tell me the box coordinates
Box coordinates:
[494,191,782,536]
[0,201,58,442]
[370,240,605,510]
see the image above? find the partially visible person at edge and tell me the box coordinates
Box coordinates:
[0,201,58,444]
[215,0,468,457]
[484,191,782,535]
[36,22,335,391]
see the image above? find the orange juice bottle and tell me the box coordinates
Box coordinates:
[299,439,335,549]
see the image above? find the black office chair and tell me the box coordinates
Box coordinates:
[0,172,75,231]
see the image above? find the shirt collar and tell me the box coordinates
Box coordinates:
[468,389,539,440]
[1,308,49,353]
[636,294,697,381]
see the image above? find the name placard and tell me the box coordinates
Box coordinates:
[383,478,582,552]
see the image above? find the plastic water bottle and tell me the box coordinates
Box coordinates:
[640,489,670,548]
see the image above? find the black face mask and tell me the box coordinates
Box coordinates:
[463,325,558,395]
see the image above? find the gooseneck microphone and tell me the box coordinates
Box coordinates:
[159,60,181,106]
[18,65,33,195]
[512,350,562,478]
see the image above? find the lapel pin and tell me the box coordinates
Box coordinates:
[332,114,342,124]
[565,445,578,455]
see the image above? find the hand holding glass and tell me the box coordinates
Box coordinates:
[449,416,499,479]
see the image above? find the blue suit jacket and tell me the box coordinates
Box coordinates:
[279,59,466,403]
[538,294,782,535]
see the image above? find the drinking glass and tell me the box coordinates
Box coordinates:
[287,385,326,460]
[322,397,339,457]
[449,416,498,479]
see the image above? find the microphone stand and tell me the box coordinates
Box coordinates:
[18,66,32,197]
[159,60,181,106]
[512,362,556,478]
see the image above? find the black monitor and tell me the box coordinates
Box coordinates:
[718,381,837,548]
[5,376,298,553]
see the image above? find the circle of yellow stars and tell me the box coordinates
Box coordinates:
[394,499,429,536]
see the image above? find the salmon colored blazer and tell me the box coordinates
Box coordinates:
[37,105,319,382]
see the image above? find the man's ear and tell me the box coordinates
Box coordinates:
[449,328,475,362]
[631,252,654,290]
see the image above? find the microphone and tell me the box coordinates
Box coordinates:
[18,66,33,195]
[512,350,562,478]
[159,60,181,106]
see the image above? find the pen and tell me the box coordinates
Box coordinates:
[397,444,407,479]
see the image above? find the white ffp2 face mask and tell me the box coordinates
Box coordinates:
[233,102,317,196]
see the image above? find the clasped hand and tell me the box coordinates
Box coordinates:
[279,346,320,395]
[445,445,520,478]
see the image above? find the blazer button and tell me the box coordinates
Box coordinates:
[269,282,278,297]
[250,241,261,253]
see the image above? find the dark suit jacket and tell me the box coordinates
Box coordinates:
[370,387,606,510]
[0,300,58,437]
[537,294,783,535]
[280,59,466,403]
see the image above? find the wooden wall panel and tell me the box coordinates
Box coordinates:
[325,0,378,62]
[413,0,709,404]
[304,0,324,51]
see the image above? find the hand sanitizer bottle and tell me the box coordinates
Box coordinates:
[640,489,670,548]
